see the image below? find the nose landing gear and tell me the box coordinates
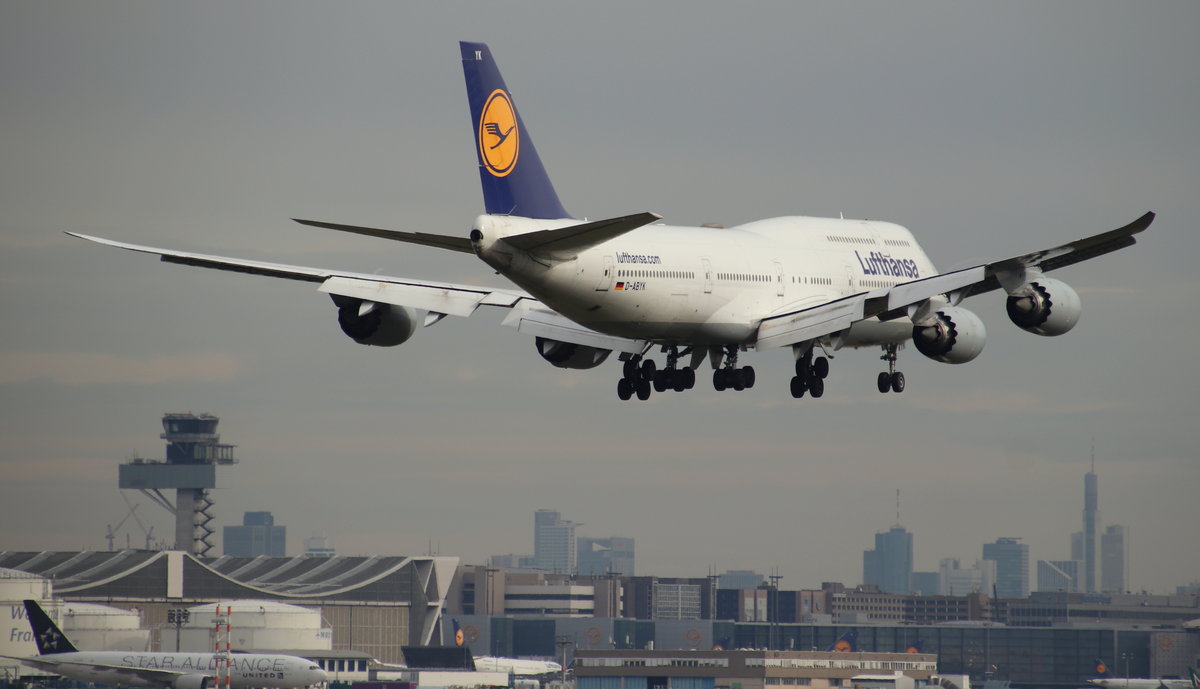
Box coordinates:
[877,343,905,393]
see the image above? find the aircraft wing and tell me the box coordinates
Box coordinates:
[65,233,645,352]
[756,211,1153,350]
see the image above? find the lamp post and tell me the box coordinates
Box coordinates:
[166,608,190,652]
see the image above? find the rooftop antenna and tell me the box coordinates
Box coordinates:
[896,488,901,525]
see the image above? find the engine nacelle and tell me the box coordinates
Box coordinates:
[1005,277,1081,336]
[172,674,210,689]
[912,305,987,364]
[535,336,611,369]
[335,298,419,346]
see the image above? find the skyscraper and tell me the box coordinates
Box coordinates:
[1101,525,1127,593]
[1083,469,1100,592]
[534,508,579,573]
[983,537,1029,599]
[862,525,913,594]
[223,511,285,557]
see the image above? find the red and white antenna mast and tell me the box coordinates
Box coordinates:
[213,604,233,689]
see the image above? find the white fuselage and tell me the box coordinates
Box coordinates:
[474,656,562,676]
[1090,680,1193,689]
[474,214,938,348]
[28,651,327,688]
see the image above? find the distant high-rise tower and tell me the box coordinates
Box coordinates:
[534,509,579,573]
[223,511,286,557]
[118,413,237,556]
[983,537,1029,599]
[862,525,913,594]
[1083,468,1100,592]
[1101,525,1127,592]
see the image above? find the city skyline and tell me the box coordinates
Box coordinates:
[2,3,1197,595]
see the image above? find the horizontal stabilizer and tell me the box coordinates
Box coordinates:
[293,218,475,254]
[504,212,662,259]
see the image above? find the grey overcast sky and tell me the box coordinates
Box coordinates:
[2,2,1197,594]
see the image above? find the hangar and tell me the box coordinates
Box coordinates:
[0,550,457,665]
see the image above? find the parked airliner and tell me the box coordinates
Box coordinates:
[69,42,1153,401]
[0,600,327,689]
[451,620,561,676]
[1087,658,1200,689]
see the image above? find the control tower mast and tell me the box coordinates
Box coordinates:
[118,413,238,556]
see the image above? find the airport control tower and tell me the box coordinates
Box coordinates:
[118,413,238,556]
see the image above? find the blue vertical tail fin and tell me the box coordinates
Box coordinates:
[23,600,78,655]
[460,42,571,220]
[1092,659,1112,678]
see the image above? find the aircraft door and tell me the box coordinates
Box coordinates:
[595,255,615,291]
[702,258,713,293]
[774,261,785,297]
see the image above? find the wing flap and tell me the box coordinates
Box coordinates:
[319,276,525,318]
[502,302,646,354]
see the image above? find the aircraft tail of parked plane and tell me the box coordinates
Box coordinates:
[67,41,1153,402]
[829,631,857,652]
[1,600,326,689]
[23,598,79,654]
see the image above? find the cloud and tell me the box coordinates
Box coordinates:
[0,352,243,385]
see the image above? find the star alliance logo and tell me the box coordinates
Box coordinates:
[41,628,61,651]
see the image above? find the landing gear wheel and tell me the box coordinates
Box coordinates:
[741,366,756,389]
[672,374,688,392]
[617,378,633,400]
[623,359,640,382]
[713,369,727,391]
[878,372,892,394]
[731,369,746,391]
[890,371,906,393]
[790,375,807,398]
[640,359,656,380]
[813,356,829,379]
[809,376,825,398]
[653,370,669,392]
[636,378,652,400]
[683,367,696,389]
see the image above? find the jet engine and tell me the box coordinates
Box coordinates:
[535,336,611,369]
[912,305,986,364]
[171,675,211,689]
[334,297,419,346]
[1005,277,1081,336]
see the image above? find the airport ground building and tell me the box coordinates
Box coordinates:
[574,649,937,689]
[0,550,457,665]
[4,554,1199,689]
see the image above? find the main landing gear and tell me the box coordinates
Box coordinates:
[616,346,697,401]
[712,345,755,392]
[877,343,906,393]
[789,349,829,399]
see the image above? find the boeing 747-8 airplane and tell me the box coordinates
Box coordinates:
[69,42,1153,401]
[0,600,327,689]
